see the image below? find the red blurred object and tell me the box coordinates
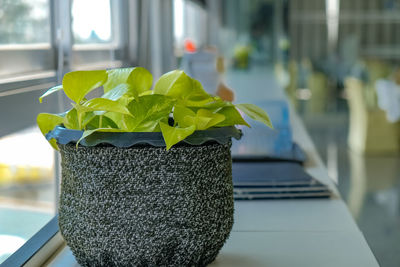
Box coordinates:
[184,39,197,53]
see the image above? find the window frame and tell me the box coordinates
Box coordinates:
[0,0,57,91]
[1,216,61,267]
[0,0,138,264]
[0,0,134,91]
[0,0,56,85]
[70,0,129,70]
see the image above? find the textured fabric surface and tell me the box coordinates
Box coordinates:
[58,142,234,267]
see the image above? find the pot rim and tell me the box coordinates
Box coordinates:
[47,126,242,148]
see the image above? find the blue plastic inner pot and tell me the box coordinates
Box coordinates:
[46,126,242,148]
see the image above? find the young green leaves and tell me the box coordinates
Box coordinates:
[159,123,196,150]
[154,70,191,98]
[63,70,108,104]
[37,67,272,150]
[173,106,225,130]
[236,104,273,128]
[154,70,210,102]
[37,113,65,149]
[126,95,174,132]
[215,106,250,127]
[104,67,153,98]
[39,85,63,103]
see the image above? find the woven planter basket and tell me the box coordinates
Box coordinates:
[55,128,237,267]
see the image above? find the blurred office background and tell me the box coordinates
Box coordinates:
[0,0,400,265]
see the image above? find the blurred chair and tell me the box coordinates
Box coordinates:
[363,60,392,109]
[345,77,400,155]
[348,151,400,219]
[275,60,299,110]
[306,71,329,114]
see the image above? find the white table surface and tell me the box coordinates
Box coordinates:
[44,68,379,267]
[47,200,378,267]
[45,111,379,267]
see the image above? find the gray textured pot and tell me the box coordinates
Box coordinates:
[58,140,234,267]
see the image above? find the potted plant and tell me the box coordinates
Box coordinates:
[37,67,272,266]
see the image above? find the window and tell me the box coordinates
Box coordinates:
[0,0,53,80]
[0,0,135,263]
[72,0,112,44]
[0,0,50,45]
[70,0,127,69]
[173,0,208,51]
[0,127,55,263]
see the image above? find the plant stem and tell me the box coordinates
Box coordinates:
[77,111,82,130]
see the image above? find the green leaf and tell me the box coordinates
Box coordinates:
[37,113,64,135]
[154,71,216,103]
[85,115,118,130]
[183,96,232,111]
[187,78,210,100]
[139,90,153,96]
[117,95,135,107]
[37,113,64,149]
[57,110,69,118]
[173,105,196,127]
[183,115,211,130]
[181,97,216,107]
[159,122,196,150]
[63,108,98,131]
[62,70,108,103]
[154,70,193,99]
[196,109,225,130]
[173,106,225,130]
[39,85,63,103]
[236,103,273,128]
[82,112,96,128]
[216,106,250,127]
[101,83,130,101]
[81,98,131,115]
[104,112,130,131]
[104,67,153,98]
[127,95,174,132]
[103,68,133,92]
[63,108,80,130]
[202,97,232,109]
[126,67,153,96]
[76,128,124,148]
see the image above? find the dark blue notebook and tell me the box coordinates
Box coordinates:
[232,162,332,200]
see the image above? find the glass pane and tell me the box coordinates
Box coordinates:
[173,0,207,51]
[0,126,55,263]
[72,0,113,44]
[0,0,50,44]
